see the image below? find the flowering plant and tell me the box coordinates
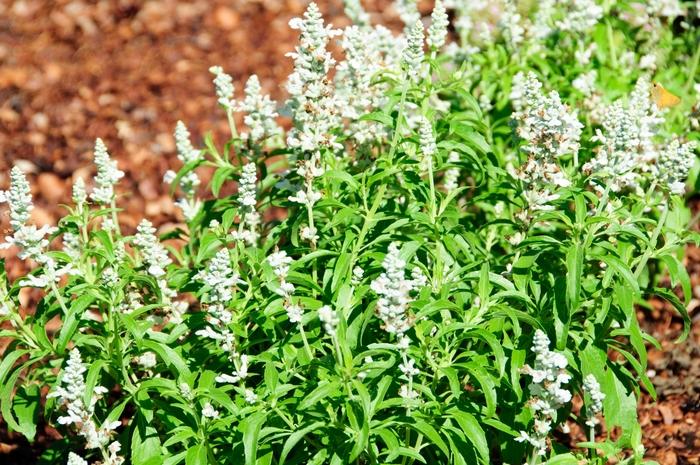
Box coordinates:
[1,1,698,464]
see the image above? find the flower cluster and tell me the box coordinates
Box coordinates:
[0,168,77,289]
[443,151,461,192]
[556,0,604,33]
[318,305,339,336]
[231,163,261,245]
[133,220,171,279]
[90,139,124,205]
[418,116,437,173]
[286,2,342,153]
[583,374,605,427]
[267,250,303,323]
[165,121,203,221]
[48,349,123,464]
[402,20,425,82]
[517,330,572,456]
[209,65,235,110]
[427,0,449,50]
[583,77,668,193]
[335,24,400,145]
[656,139,698,195]
[512,72,582,212]
[238,75,280,143]
[194,250,254,402]
[370,243,426,336]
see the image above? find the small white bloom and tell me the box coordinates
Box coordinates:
[90,138,124,205]
[427,0,449,50]
[136,352,157,369]
[202,402,219,419]
[244,389,258,404]
[286,303,303,324]
[209,66,235,109]
[318,305,339,336]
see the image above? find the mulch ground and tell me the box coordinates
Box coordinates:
[0,0,698,463]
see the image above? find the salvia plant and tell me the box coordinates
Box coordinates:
[1,1,699,464]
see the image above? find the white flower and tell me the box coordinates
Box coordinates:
[202,402,220,419]
[335,25,400,144]
[67,452,88,465]
[399,358,420,377]
[107,441,125,465]
[499,0,524,48]
[427,0,449,50]
[639,54,657,70]
[418,116,437,159]
[133,220,171,278]
[244,389,258,404]
[656,139,697,195]
[512,73,581,210]
[267,251,293,279]
[237,75,280,142]
[556,0,603,33]
[285,2,342,153]
[398,384,419,400]
[370,243,425,335]
[174,121,201,165]
[215,353,250,384]
[402,20,425,81]
[90,139,124,204]
[209,66,235,109]
[48,349,117,449]
[72,177,87,210]
[518,329,572,456]
[4,166,33,229]
[351,266,364,286]
[443,151,461,192]
[163,170,176,185]
[583,373,605,426]
[288,188,322,207]
[394,0,420,27]
[583,76,666,193]
[572,70,597,96]
[136,352,157,369]
[300,225,319,243]
[196,249,240,304]
[318,305,339,336]
[286,303,303,324]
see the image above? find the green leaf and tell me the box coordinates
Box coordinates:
[652,287,691,342]
[13,384,40,441]
[279,421,326,465]
[240,410,267,465]
[298,381,340,410]
[447,409,489,464]
[132,414,164,465]
[185,444,207,465]
[410,420,449,457]
[57,294,94,354]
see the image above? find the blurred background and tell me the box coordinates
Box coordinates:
[1,1,699,463]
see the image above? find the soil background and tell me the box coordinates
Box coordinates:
[0,0,698,463]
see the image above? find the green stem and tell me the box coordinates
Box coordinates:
[349,184,387,273]
[389,81,410,160]
[50,282,70,315]
[299,322,314,361]
[226,109,239,141]
[684,41,700,95]
[633,199,668,279]
[606,19,618,69]
[110,197,120,236]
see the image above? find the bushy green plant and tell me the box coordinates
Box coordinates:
[1,1,699,464]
